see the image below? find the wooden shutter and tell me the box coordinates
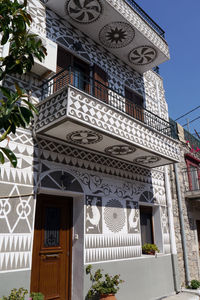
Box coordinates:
[125,87,144,122]
[54,47,72,92]
[94,65,108,103]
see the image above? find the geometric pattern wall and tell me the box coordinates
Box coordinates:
[45,6,168,118]
[0,0,171,272]
[0,129,34,272]
[37,147,170,264]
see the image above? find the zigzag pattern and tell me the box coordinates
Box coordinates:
[0,234,32,271]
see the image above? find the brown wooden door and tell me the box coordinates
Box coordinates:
[31,195,72,300]
[125,87,144,122]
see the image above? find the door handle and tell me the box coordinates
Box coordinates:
[41,254,59,260]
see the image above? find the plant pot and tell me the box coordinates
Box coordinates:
[142,250,155,255]
[100,294,117,300]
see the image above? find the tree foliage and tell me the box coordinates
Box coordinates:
[0,0,46,167]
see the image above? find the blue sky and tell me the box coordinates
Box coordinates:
[136,0,200,135]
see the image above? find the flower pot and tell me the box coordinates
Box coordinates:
[142,250,155,255]
[100,294,117,300]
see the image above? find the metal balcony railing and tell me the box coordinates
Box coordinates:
[124,0,165,38]
[183,167,200,192]
[40,67,175,138]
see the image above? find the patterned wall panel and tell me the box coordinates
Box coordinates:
[0,129,35,272]
[0,234,32,271]
[67,87,179,161]
[35,139,169,263]
[46,7,144,96]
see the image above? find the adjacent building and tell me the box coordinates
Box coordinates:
[0,0,181,299]
[169,123,200,287]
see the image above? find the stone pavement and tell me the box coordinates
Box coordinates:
[161,292,199,300]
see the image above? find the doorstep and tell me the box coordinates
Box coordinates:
[160,292,199,300]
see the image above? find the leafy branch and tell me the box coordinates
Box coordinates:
[0,0,46,167]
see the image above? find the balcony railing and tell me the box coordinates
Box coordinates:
[40,67,175,138]
[125,0,165,38]
[183,167,200,192]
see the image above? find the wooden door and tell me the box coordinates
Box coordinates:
[196,220,200,256]
[125,87,144,122]
[94,65,108,103]
[31,195,72,300]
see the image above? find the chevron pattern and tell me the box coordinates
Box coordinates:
[0,234,32,271]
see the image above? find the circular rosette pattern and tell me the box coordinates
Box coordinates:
[129,46,157,65]
[66,130,103,144]
[104,199,125,233]
[133,155,161,165]
[66,0,102,24]
[99,22,135,48]
[105,145,136,156]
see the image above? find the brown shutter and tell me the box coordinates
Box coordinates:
[54,47,72,92]
[94,65,108,103]
[125,87,144,122]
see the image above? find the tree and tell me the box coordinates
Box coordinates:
[0,0,46,167]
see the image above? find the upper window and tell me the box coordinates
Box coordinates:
[185,155,200,191]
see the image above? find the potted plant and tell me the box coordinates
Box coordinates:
[86,265,123,300]
[142,243,159,255]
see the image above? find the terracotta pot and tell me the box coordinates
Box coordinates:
[100,294,117,300]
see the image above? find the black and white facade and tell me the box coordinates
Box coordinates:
[0,1,180,299]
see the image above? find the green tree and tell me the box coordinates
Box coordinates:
[0,0,46,167]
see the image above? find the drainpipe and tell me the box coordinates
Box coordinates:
[174,163,190,286]
[164,166,180,292]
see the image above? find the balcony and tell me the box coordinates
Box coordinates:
[35,67,179,168]
[183,167,200,199]
[42,0,170,74]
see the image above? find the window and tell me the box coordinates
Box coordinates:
[140,206,154,245]
[125,87,144,121]
[185,155,200,191]
[55,46,90,93]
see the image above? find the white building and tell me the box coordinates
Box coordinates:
[0,0,180,299]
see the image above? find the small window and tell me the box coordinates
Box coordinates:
[140,206,154,245]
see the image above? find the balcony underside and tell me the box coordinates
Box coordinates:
[36,85,179,168]
[44,0,169,73]
[185,191,200,200]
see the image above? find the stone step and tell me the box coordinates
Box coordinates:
[162,292,199,300]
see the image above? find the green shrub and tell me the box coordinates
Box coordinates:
[142,243,160,254]
[188,279,200,289]
[30,293,44,300]
[0,289,44,300]
[86,265,124,298]
[0,288,28,300]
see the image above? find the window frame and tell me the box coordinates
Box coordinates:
[185,154,200,191]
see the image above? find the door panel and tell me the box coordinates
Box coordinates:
[31,195,72,300]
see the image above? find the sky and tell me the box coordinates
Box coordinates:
[136,0,200,136]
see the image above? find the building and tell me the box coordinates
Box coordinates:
[0,0,181,299]
[169,123,200,287]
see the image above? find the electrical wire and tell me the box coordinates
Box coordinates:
[175,105,200,121]
[182,115,200,127]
